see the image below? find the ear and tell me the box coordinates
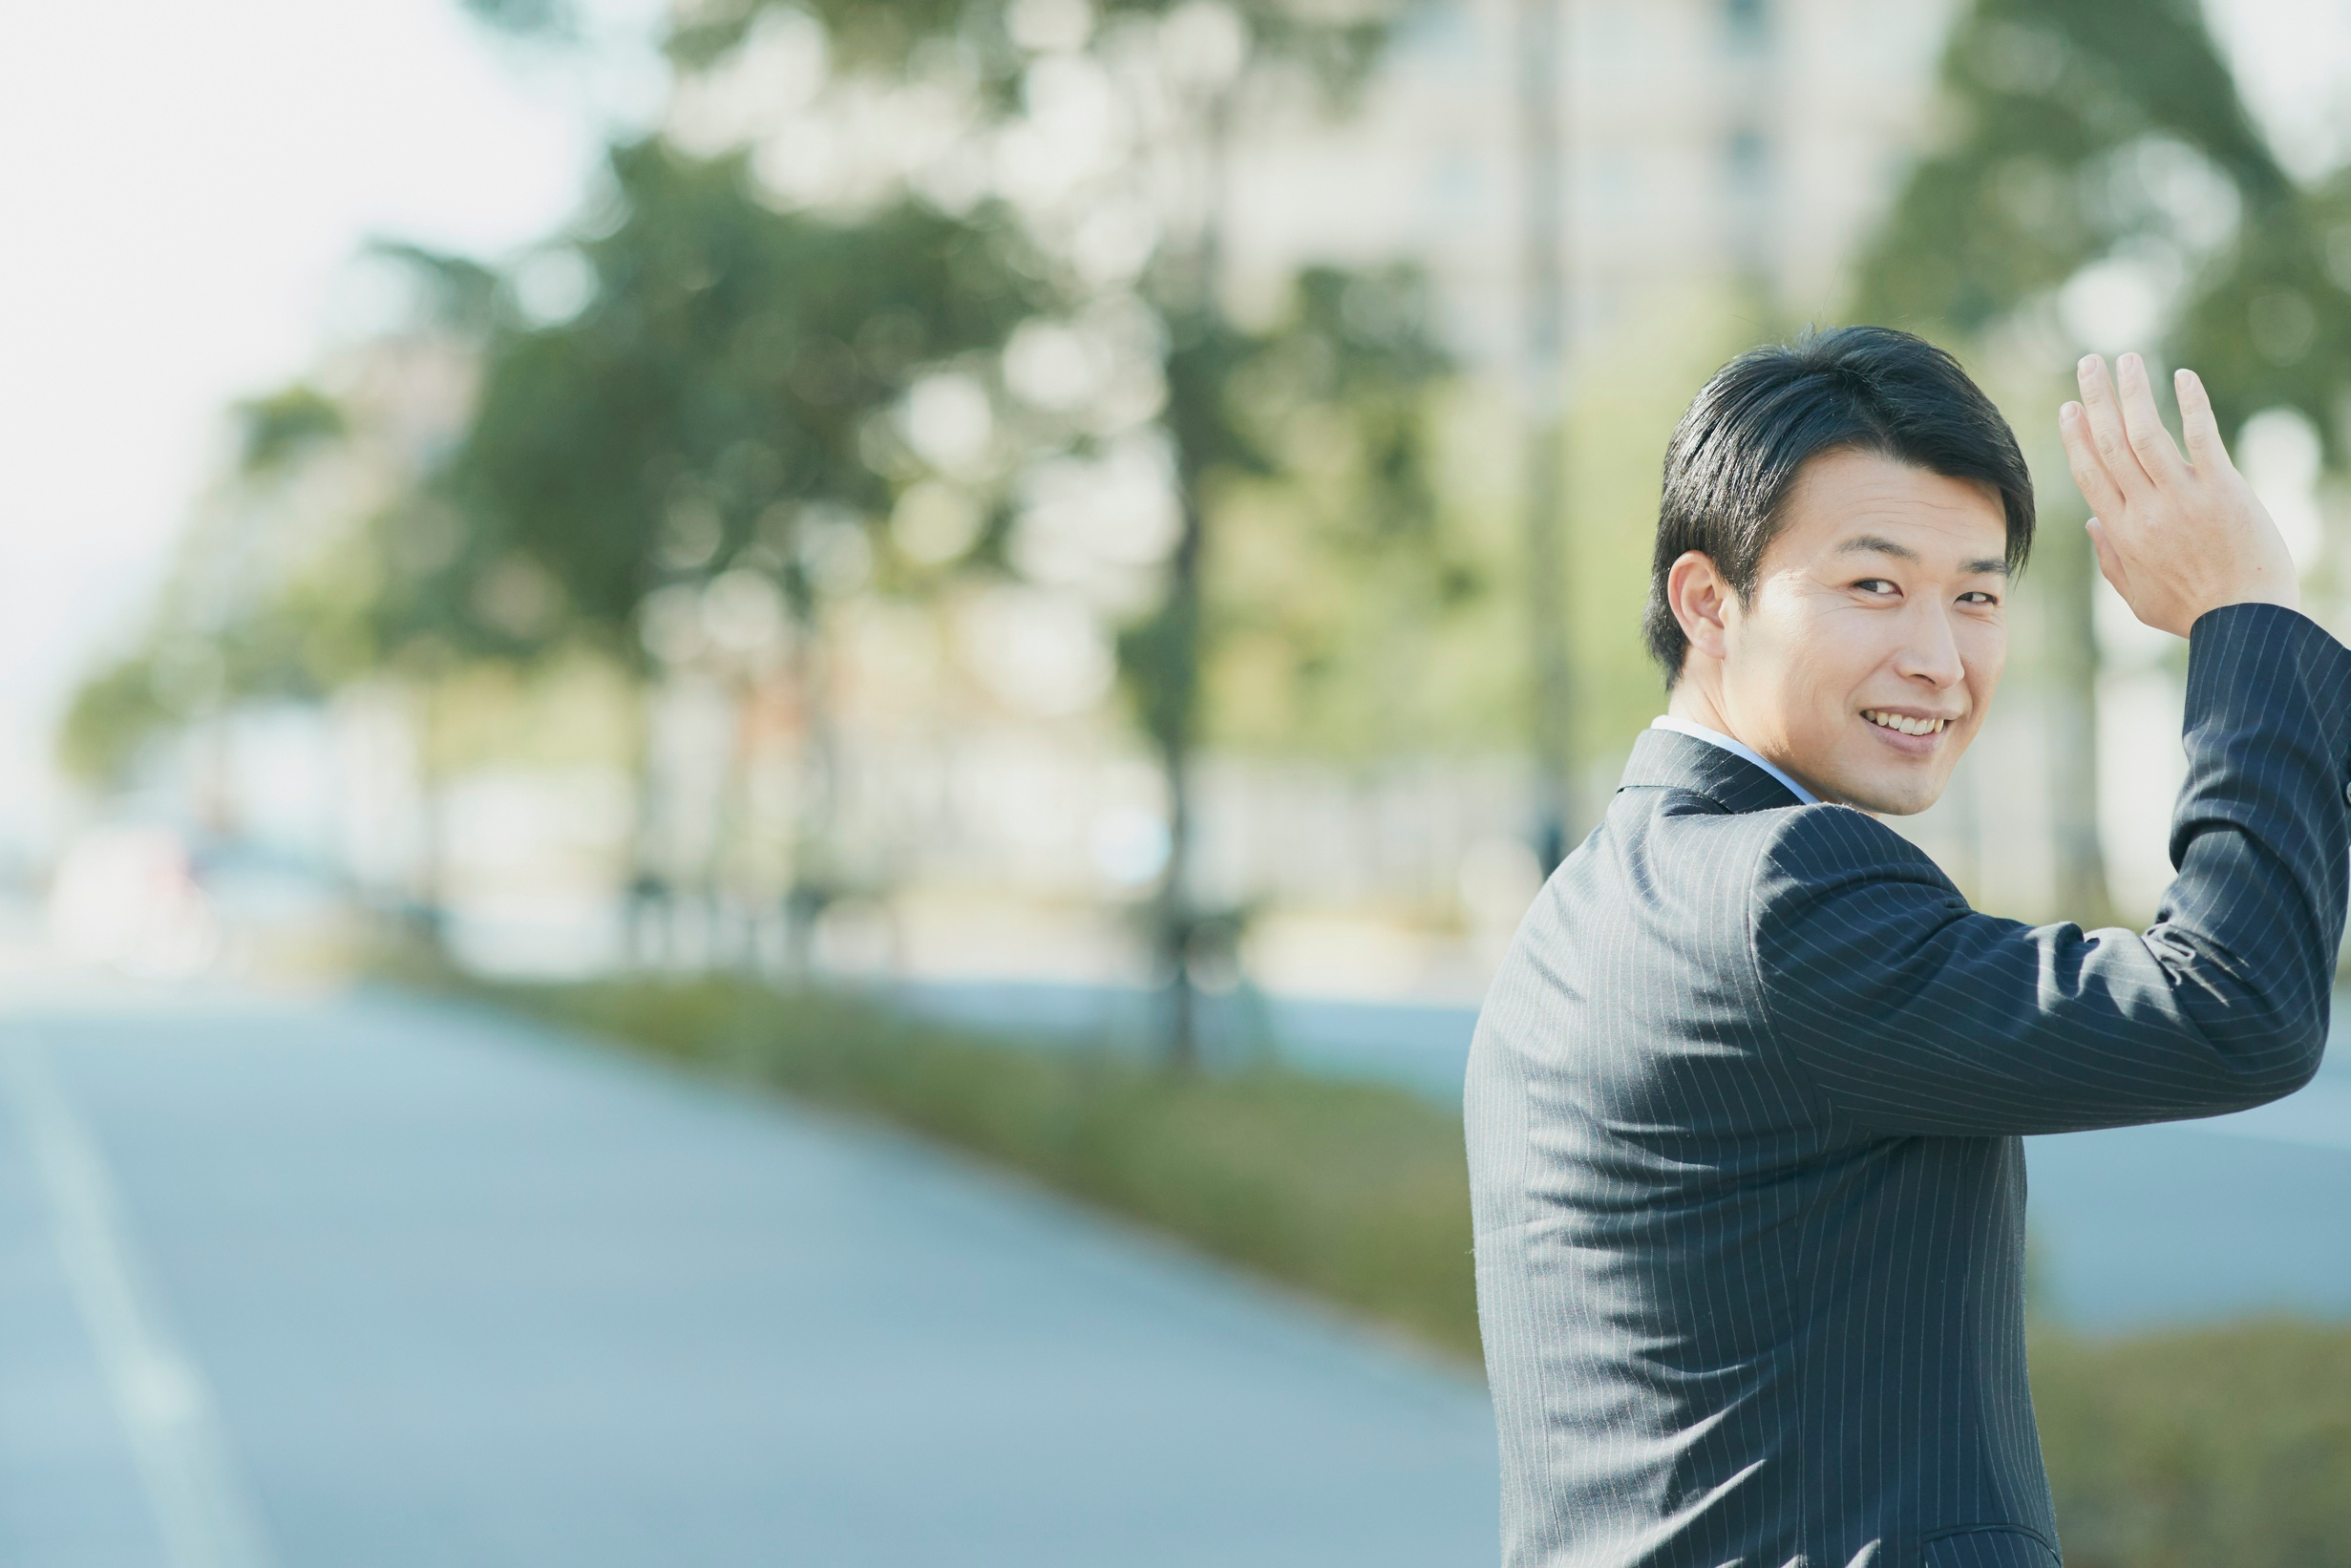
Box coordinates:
[1666,550,1733,665]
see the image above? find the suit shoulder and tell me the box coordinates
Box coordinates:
[1752,802,1954,901]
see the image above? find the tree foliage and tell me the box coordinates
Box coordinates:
[237,384,348,475]
[1148,265,1467,758]
[1854,0,2351,449]
[435,138,1050,662]
[667,0,1396,111]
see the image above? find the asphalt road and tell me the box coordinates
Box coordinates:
[0,987,1497,1567]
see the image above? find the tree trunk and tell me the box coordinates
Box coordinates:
[412,675,449,952]
[783,591,837,978]
[625,677,669,969]
[1149,78,1240,1071]
[1155,485,1206,1070]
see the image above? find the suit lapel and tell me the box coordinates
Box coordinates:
[1619,728,1807,814]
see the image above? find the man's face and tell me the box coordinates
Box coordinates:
[1714,449,2010,815]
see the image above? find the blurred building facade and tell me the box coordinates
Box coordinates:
[1226,0,1958,356]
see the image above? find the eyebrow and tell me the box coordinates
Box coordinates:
[1834,534,1919,562]
[1834,535,2009,577]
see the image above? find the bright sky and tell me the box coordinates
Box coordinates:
[0,0,660,853]
[0,0,2340,860]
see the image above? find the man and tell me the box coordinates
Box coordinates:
[1466,326,2342,1568]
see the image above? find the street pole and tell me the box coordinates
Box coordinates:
[1518,0,1574,871]
[2044,506,2113,926]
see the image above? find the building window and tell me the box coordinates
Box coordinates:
[1725,0,1769,51]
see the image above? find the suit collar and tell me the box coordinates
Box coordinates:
[1619,727,1807,814]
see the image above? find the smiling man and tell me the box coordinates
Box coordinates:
[1467,327,2346,1568]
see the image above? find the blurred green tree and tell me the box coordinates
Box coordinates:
[1129,264,1452,1052]
[1854,0,2351,922]
[1189,265,1467,760]
[59,381,359,791]
[58,360,513,931]
[436,138,1050,958]
[637,0,1449,1062]
[448,144,1042,636]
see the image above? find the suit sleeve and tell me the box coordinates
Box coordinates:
[1752,603,2351,1138]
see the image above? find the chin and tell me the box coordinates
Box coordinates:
[1831,773,1948,816]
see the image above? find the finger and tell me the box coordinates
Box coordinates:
[2173,368,2237,475]
[2076,354,2152,499]
[2059,400,2127,520]
[2115,352,2187,483]
[2086,517,2131,602]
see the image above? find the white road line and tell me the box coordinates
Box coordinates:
[4,1039,277,1568]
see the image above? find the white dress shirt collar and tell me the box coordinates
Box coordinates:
[1648,715,1820,806]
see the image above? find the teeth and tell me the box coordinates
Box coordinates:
[1865,710,1947,737]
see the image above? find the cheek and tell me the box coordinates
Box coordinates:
[1740,591,1834,667]
[1962,627,2009,702]
[1785,616,1888,708]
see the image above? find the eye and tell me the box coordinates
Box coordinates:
[1958,590,2000,606]
[1853,578,1898,596]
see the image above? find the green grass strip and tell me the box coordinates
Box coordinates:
[2030,1319,2351,1566]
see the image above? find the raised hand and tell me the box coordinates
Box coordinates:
[2057,352,2298,639]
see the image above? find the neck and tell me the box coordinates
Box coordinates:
[1665,665,1843,807]
[1665,667,1735,739]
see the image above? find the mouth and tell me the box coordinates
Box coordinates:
[1861,709,1956,752]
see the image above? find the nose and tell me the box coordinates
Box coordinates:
[1894,599,1967,690]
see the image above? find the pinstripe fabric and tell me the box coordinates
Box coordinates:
[1466,604,2351,1568]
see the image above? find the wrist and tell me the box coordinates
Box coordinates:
[2202,584,2301,623]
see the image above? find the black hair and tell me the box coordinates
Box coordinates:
[1643,326,2035,685]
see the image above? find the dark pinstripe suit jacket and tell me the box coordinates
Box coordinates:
[1466,604,2351,1568]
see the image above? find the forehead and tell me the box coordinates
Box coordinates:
[1764,448,2006,568]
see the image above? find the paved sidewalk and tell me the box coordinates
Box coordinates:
[0,988,1496,1566]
